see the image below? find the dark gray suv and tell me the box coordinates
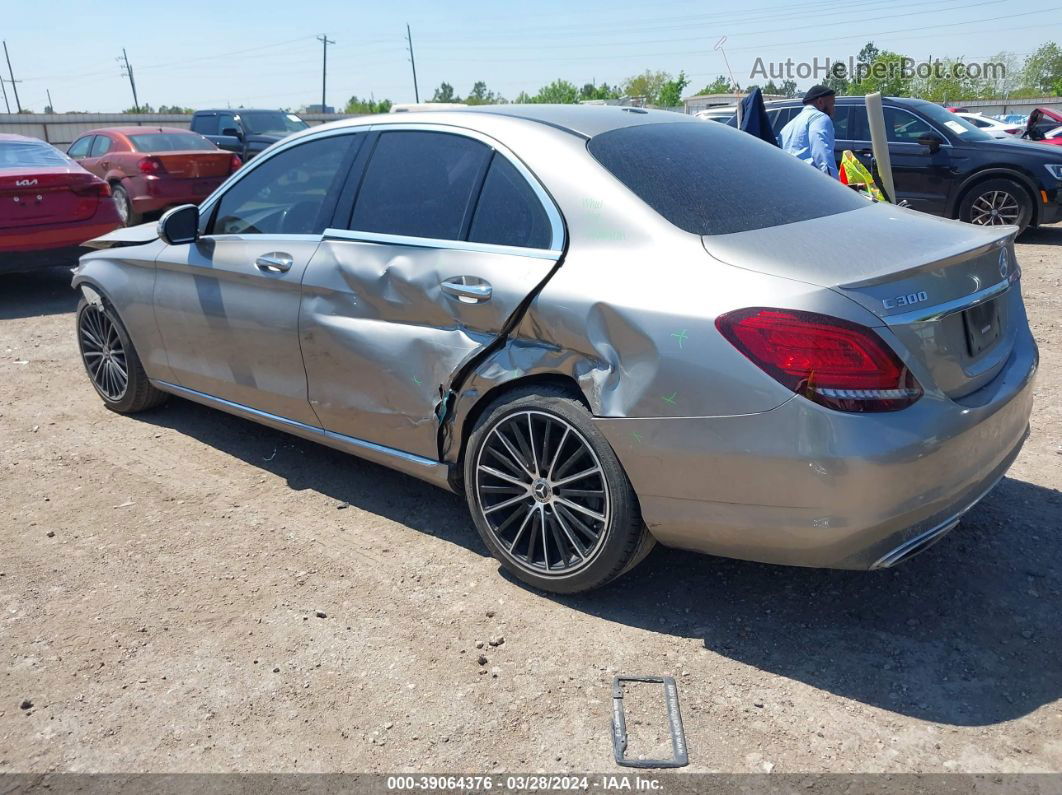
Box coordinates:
[764,96,1062,232]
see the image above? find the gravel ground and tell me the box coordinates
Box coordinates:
[0,228,1060,774]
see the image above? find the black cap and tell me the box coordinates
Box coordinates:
[802,84,836,104]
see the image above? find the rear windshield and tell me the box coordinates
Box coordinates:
[587,121,869,235]
[128,132,216,152]
[0,140,70,170]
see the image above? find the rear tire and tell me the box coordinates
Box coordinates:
[958,178,1032,234]
[76,297,167,414]
[463,386,652,594]
[111,184,140,227]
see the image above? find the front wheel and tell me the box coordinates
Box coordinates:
[958,178,1032,233]
[463,386,652,594]
[76,297,167,413]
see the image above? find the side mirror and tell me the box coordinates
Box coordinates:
[158,204,199,245]
[917,133,944,153]
[221,126,242,139]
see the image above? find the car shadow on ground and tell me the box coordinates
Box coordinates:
[1021,223,1062,245]
[0,265,80,320]
[562,475,1062,728]
[129,397,479,551]
[136,397,1061,729]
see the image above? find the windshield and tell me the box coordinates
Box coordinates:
[128,132,216,152]
[588,121,869,236]
[238,111,309,136]
[910,101,994,141]
[0,140,69,170]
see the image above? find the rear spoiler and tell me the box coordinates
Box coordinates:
[83,221,159,250]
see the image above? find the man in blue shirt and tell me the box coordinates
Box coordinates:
[779,85,838,178]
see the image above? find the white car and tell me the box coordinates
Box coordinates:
[956,112,1021,138]
[694,106,736,123]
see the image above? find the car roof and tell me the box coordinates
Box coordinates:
[324,104,699,140]
[194,108,291,114]
[82,126,196,136]
[0,133,48,143]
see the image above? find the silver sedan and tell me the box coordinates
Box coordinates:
[72,106,1037,593]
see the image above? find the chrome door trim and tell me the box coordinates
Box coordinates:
[322,228,561,261]
[883,272,1017,325]
[153,380,453,491]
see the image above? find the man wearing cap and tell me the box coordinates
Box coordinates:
[779,84,838,178]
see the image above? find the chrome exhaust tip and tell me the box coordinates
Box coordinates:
[871,519,961,570]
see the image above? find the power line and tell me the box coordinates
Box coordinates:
[3,41,23,113]
[117,48,140,111]
[406,23,420,103]
[317,34,335,111]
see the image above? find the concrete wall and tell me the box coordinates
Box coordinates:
[945,97,1061,116]
[0,112,362,149]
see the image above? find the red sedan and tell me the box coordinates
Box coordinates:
[1,134,121,274]
[67,127,241,225]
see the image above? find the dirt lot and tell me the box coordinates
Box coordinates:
[1,228,1060,775]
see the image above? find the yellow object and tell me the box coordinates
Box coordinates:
[839,150,887,203]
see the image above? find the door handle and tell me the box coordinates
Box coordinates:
[441,277,492,303]
[255,252,293,273]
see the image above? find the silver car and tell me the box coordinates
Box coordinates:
[73,106,1037,593]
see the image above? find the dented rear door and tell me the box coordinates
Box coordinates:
[299,128,564,460]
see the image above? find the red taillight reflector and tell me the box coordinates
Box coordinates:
[716,307,922,412]
[138,156,164,174]
[229,153,243,173]
[71,180,112,198]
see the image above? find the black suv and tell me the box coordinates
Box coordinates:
[765,96,1062,231]
[190,109,309,161]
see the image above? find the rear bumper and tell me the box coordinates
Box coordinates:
[595,327,1038,570]
[1,205,120,273]
[125,174,227,213]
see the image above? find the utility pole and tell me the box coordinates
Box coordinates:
[406,24,419,103]
[117,48,140,111]
[317,34,334,112]
[3,41,23,113]
[46,89,54,113]
[0,68,9,114]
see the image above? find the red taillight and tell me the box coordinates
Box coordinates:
[229,153,243,173]
[138,156,164,175]
[715,307,922,412]
[71,180,112,198]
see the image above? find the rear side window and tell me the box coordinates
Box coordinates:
[191,114,216,134]
[210,135,352,235]
[0,140,69,169]
[468,155,552,249]
[588,122,868,236]
[128,132,215,152]
[67,136,93,159]
[89,136,111,157]
[885,108,934,143]
[350,131,491,240]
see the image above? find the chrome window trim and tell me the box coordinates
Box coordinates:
[322,228,561,261]
[351,122,566,253]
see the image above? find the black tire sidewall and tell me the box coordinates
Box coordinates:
[959,178,1032,232]
[76,297,146,414]
[463,387,646,594]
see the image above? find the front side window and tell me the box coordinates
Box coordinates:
[238,111,308,136]
[209,135,353,236]
[588,121,868,236]
[885,109,934,143]
[89,136,112,157]
[66,136,93,159]
[350,131,491,240]
[468,154,552,249]
[218,113,238,135]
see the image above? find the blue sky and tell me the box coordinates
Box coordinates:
[2,0,1058,112]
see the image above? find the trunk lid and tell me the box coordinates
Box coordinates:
[149,151,233,178]
[702,204,1020,399]
[0,167,103,229]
